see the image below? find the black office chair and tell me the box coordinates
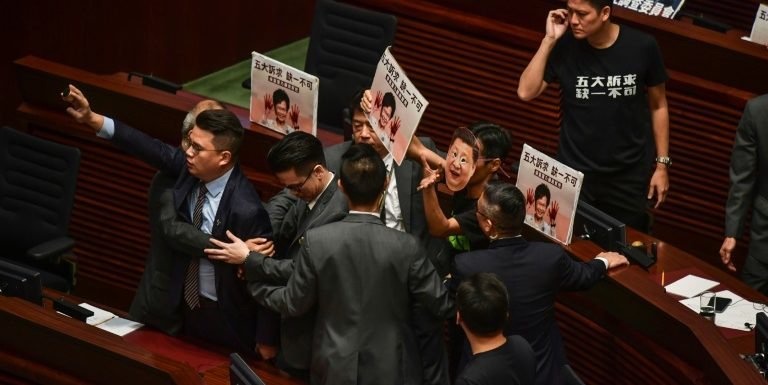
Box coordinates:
[0,126,80,292]
[305,0,398,136]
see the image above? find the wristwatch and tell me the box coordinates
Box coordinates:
[655,156,672,167]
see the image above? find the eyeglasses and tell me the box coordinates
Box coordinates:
[182,135,226,156]
[753,302,768,312]
[476,208,489,220]
[285,165,319,193]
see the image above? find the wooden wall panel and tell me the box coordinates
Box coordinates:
[556,302,702,385]
[1,0,316,139]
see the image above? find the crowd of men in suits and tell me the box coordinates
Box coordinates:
[62,82,630,385]
[55,0,768,381]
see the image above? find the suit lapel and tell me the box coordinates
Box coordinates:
[173,171,197,223]
[395,161,412,232]
[289,175,339,248]
[211,165,244,238]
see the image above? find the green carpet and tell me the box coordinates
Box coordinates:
[184,37,310,108]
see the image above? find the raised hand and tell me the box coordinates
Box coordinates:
[263,94,274,114]
[374,90,384,110]
[548,200,559,225]
[61,84,104,131]
[289,104,300,128]
[526,188,535,207]
[546,9,569,41]
[389,116,401,142]
[361,89,374,113]
[417,154,442,191]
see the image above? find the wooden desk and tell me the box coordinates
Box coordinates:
[0,292,304,385]
[541,227,768,384]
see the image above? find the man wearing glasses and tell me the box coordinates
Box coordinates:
[209,131,347,380]
[62,85,277,357]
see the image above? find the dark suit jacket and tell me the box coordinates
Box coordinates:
[110,120,276,346]
[253,214,454,385]
[129,171,210,334]
[726,94,768,263]
[453,237,606,385]
[245,177,347,283]
[324,139,450,275]
[244,177,348,369]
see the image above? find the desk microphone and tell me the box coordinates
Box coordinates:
[128,72,182,94]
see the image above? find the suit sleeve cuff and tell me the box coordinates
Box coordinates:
[244,252,266,281]
[97,117,115,139]
[595,257,609,270]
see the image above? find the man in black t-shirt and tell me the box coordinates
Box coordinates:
[455,273,535,385]
[518,0,670,232]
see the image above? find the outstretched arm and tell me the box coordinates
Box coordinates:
[250,240,318,317]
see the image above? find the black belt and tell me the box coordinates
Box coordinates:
[198,295,218,308]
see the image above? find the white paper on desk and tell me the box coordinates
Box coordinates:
[664,274,719,298]
[79,303,116,326]
[96,317,143,336]
[679,290,755,331]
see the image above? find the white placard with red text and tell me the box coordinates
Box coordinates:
[516,144,584,245]
[249,51,318,136]
[367,47,429,165]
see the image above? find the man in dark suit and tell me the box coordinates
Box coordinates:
[325,95,439,251]
[129,99,223,335]
[210,144,454,385]
[208,131,347,378]
[63,85,276,354]
[453,182,627,385]
[721,94,768,295]
[345,90,452,385]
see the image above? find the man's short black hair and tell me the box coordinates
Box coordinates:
[382,92,397,115]
[266,131,326,175]
[195,109,244,159]
[470,122,512,161]
[273,88,290,108]
[482,181,526,235]
[534,183,551,206]
[584,0,612,12]
[340,143,386,206]
[457,273,509,337]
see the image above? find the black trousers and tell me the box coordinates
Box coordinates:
[580,162,653,233]
[183,296,255,354]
